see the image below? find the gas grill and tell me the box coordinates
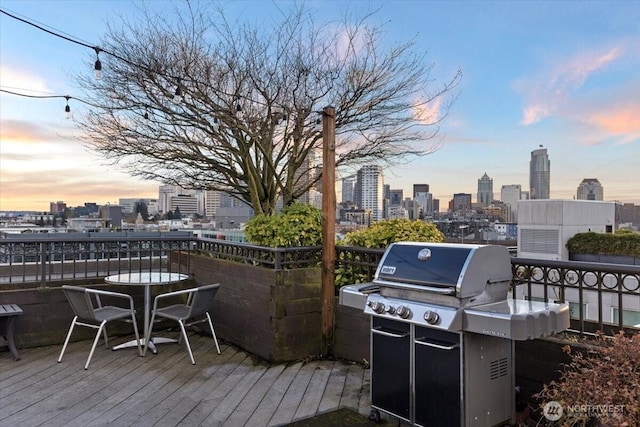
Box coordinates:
[340,242,570,427]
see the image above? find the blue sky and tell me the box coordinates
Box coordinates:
[1,0,638,211]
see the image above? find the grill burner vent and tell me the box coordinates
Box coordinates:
[490,357,509,380]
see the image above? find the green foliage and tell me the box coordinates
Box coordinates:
[244,202,323,247]
[534,332,640,426]
[335,219,444,288]
[566,232,640,257]
[342,218,445,249]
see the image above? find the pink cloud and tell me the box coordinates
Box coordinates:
[517,46,623,125]
[587,104,640,139]
[0,119,53,143]
[412,97,441,125]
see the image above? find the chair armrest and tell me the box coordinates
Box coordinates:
[86,288,136,311]
[152,288,197,311]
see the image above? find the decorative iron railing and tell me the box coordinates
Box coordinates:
[511,258,640,336]
[0,232,196,286]
[2,235,638,338]
[196,238,322,270]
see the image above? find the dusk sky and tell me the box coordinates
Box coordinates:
[1,0,638,212]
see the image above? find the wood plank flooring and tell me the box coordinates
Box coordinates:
[0,334,371,426]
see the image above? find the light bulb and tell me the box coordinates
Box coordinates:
[93,47,103,80]
[94,59,102,79]
[65,104,71,119]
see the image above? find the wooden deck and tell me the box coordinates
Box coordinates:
[0,334,372,426]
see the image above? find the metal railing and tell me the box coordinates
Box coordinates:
[2,235,638,338]
[511,258,640,336]
[334,246,639,338]
[196,238,322,270]
[0,232,197,286]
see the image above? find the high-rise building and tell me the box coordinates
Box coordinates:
[413,184,429,195]
[477,173,494,206]
[158,185,180,214]
[577,179,604,201]
[354,165,384,221]
[205,190,221,218]
[389,189,404,206]
[295,148,322,208]
[530,147,550,199]
[342,176,356,203]
[49,201,67,215]
[501,184,523,222]
[169,194,198,216]
[451,193,472,212]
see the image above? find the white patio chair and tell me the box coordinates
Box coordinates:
[144,283,221,364]
[58,285,142,370]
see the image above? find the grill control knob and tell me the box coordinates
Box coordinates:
[368,301,385,314]
[396,305,411,319]
[385,306,396,315]
[424,310,440,325]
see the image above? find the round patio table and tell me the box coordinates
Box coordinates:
[105,272,189,354]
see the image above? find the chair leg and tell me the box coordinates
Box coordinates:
[143,311,157,357]
[206,312,221,354]
[102,327,109,348]
[58,316,78,363]
[178,320,195,365]
[85,320,107,370]
[130,313,142,356]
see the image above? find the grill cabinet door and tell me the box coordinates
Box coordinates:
[414,327,461,427]
[371,317,411,422]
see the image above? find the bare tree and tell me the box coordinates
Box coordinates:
[75,4,461,215]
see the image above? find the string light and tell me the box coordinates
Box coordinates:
[174,81,182,103]
[94,47,102,80]
[0,8,326,118]
[64,96,71,119]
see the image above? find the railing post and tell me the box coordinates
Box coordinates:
[321,105,336,357]
[39,242,47,288]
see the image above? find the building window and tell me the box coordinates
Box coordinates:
[612,308,640,327]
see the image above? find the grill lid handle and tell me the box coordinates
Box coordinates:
[374,280,456,295]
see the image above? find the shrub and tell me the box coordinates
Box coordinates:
[534,332,640,426]
[244,202,323,247]
[341,218,444,249]
[566,232,640,257]
[336,219,444,287]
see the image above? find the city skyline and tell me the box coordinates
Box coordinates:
[1,0,639,211]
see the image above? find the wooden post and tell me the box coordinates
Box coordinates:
[321,106,336,357]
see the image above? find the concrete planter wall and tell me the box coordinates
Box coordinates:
[0,279,189,349]
[183,253,322,363]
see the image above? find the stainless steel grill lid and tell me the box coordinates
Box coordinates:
[373,242,513,299]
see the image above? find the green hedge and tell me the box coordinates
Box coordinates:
[566,232,640,257]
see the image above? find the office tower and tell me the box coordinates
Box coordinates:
[413,184,429,196]
[294,148,322,208]
[577,179,604,201]
[389,189,404,205]
[205,190,221,218]
[477,173,493,206]
[49,201,67,215]
[530,147,550,199]
[158,185,180,214]
[169,194,198,216]
[451,193,472,212]
[342,176,356,203]
[501,184,523,222]
[355,165,384,221]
